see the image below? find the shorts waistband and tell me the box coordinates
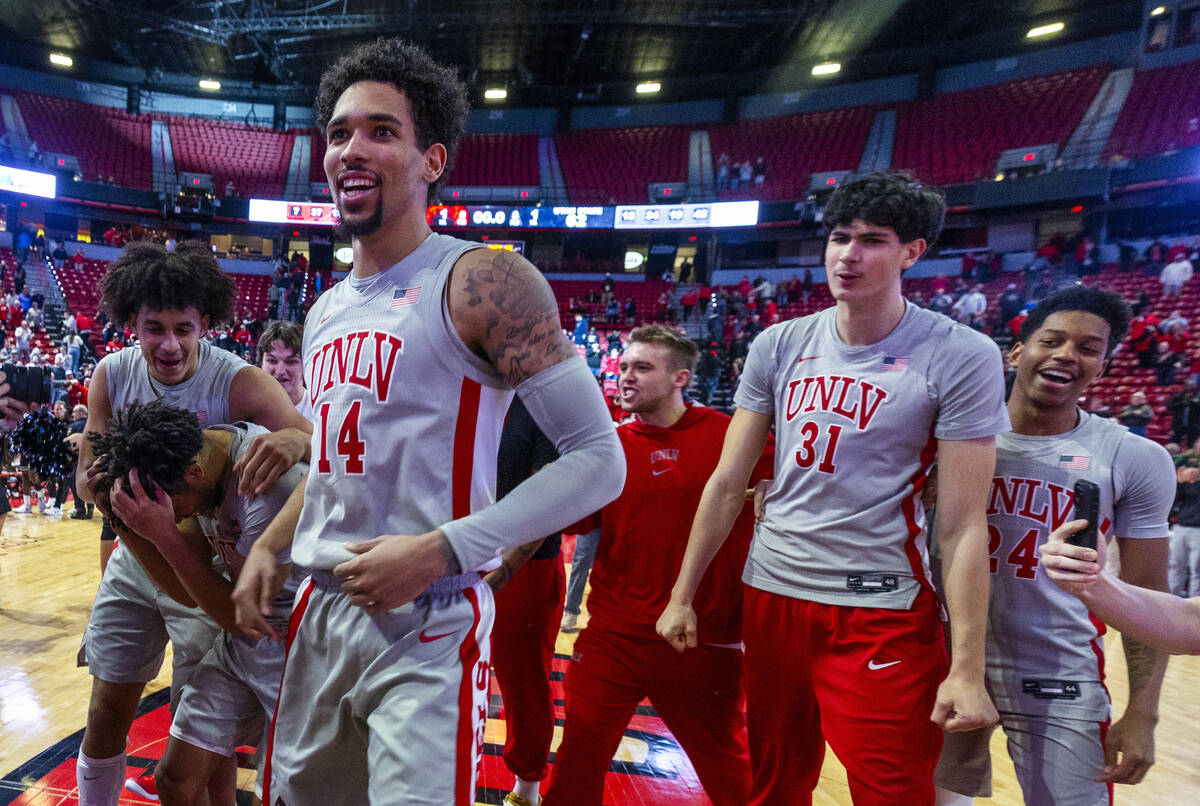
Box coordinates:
[307,569,479,598]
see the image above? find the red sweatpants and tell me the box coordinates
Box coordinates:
[542,628,751,806]
[491,555,566,783]
[742,586,948,806]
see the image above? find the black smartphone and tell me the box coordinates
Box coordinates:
[1070,479,1100,550]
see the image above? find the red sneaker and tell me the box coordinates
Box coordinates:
[124,771,159,801]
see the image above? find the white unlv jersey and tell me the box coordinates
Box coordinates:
[105,341,247,424]
[985,412,1173,719]
[292,233,513,571]
[735,303,1009,609]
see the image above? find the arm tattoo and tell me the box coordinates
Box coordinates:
[465,251,575,386]
[1123,636,1159,697]
[486,539,544,594]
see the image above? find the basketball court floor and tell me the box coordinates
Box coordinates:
[1,513,1197,804]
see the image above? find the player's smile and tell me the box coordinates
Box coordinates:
[1010,310,1110,410]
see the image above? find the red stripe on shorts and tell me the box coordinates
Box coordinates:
[452,378,482,519]
[901,426,939,594]
[1099,719,1114,805]
[455,586,484,805]
[262,577,316,806]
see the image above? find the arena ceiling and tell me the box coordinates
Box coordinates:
[0,0,1143,105]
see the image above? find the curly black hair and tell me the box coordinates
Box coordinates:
[87,402,204,531]
[823,171,946,249]
[314,37,470,203]
[1017,286,1131,358]
[98,241,236,328]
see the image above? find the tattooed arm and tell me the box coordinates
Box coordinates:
[1102,536,1170,785]
[485,538,548,594]
[450,246,577,383]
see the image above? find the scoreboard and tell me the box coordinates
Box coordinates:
[249,199,758,230]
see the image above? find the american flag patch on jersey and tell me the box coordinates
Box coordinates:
[391,286,422,307]
[1058,454,1091,470]
[195,410,208,426]
[881,355,909,372]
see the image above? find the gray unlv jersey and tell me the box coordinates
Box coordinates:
[985,412,1173,720]
[198,423,309,626]
[735,303,1009,609]
[105,341,247,424]
[292,233,513,571]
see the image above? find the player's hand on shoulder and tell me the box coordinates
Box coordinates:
[931,674,998,732]
[333,530,453,614]
[234,430,306,498]
[1102,709,1157,784]
[231,543,288,641]
[656,601,699,653]
[1038,518,1106,597]
[109,468,177,542]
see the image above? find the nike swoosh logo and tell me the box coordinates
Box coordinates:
[867,659,901,670]
[795,356,821,363]
[320,314,332,324]
[651,468,671,476]
[83,775,102,781]
[419,629,456,643]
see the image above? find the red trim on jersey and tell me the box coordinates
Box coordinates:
[1087,610,1111,701]
[454,586,484,805]
[262,577,316,806]
[452,379,483,519]
[901,426,939,595]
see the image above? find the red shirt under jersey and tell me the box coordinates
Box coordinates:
[581,404,773,646]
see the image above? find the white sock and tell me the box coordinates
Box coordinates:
[513,776,540,804]
[76,750,126,806]
[934,786,975,806]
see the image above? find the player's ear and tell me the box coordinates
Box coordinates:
[674,368,691,391]
[1008,341,1023,368]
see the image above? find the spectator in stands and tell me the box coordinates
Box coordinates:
[1163,309,1190,332]
[753,157,766,187]
[75,310,93,345]
[1169,381,1200,448]
[15,227,31,266]
[753,275,774,305]
[1156,340,1186,386]
[72,248,85,270]
[1161,251,1195,297]
[998,283,1024,325]
[26,302,43,330]
[743,314,763,342]
[739,160,753,188]
[801,269,814,305]
[604,297,619,326]
[52,242,67,269]
[960,251,977,282]
[14,322,31,362]
[952,284,988,329]
[680,288,698,322]
[16,288,31,315]
[1145,239,1168,277]
[717,153,731,190]
[1119,391,1156,437]
[1131,313,1161,368]
[600,273,616,306]
[624,297,636,326]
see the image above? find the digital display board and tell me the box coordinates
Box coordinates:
[614,201,759,229]
[248,199,340,226]
[0,164,56,199]
[426,205,613,230]
[249,199,758,231]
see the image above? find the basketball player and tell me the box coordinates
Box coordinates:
[258,322,313,420]
[542,325,770,806]
[486,395,566,806]
[934,288,1172,805]
[90,401,307,805]
[230,38,623,806]
[74,241,312,806]
[658,171,1009,804]
[1042,524,1200,655]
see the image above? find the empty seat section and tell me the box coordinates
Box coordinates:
[12,91,152,188]
[1104,60,1200,161]
[892,65,1109,186]
[447,133,539,186]
[169,116,295,198]
[555,125,691,204]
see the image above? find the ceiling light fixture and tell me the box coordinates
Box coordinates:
[49,53,73,68]
[636,81,661,95]
[484,88,507,101]
[198,79,221,91]
[812,62,841,76]
[1151,6,1167,16]
[1027,22,1065,38]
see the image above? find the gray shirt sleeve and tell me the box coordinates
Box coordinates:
[733,326,779,416]
[928,326,1010,441]
[1112,433,1175,539]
